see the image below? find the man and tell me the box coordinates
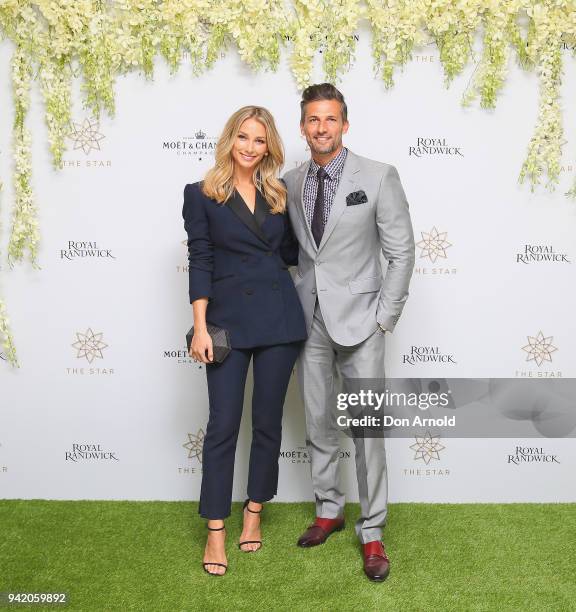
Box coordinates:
[283,83,415,582]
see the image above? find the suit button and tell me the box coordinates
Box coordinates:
[311,288,317,294]
[315,261,322,266]
[245,288,253,295]
[266,251,273,257]
[272,282,279,290]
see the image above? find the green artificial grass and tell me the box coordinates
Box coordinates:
[0,501,575,611]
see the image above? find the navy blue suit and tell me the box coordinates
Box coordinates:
[183,181,307,348]
[182,182,307,518]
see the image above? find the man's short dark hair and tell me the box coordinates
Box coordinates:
[300,83,348,123]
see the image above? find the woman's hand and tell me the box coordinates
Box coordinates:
[190,298,212,363]
[190,328,214,363]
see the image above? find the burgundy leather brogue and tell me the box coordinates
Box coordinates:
[296,517,345,547]
[362,541,390,582]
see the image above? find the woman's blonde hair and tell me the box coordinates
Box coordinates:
[202,106,286,214]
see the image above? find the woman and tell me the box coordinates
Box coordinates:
[182,106,307,576]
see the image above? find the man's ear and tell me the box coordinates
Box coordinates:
[342,121,350,135]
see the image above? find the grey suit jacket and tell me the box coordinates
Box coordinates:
[283,149,415,346]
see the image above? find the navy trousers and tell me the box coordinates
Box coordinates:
[199,342,301,519]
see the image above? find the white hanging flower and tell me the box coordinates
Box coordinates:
[1,0,576,367]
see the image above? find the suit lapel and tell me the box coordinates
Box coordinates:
[294,160,317,251]
[253,188,269,229]
[227,189,270,245]
[317,151,360,253]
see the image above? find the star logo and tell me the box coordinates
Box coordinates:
[416,226,452,263]
[522,331,558,367]
[72,328,108,363]
[410,431,445,464]
[183,430,205,463]
[67,117,105,155]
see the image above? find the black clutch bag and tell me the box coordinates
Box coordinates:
[186,324,231,363]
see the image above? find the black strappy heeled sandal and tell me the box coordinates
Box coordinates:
[203,524,228,576]
[238,499,263,552]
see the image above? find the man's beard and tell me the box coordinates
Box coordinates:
[308,136,340,156]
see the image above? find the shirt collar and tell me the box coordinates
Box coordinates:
[308,147,348,180]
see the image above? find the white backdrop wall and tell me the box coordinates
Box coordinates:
[1,27,575,503]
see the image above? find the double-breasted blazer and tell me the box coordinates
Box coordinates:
[182,181,308,349]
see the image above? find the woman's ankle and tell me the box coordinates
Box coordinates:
[207,519,225,530]
[246,500,263,512]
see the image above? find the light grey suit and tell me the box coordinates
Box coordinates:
[283,149,415,543]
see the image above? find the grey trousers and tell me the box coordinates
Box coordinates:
[297,301,388,544]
